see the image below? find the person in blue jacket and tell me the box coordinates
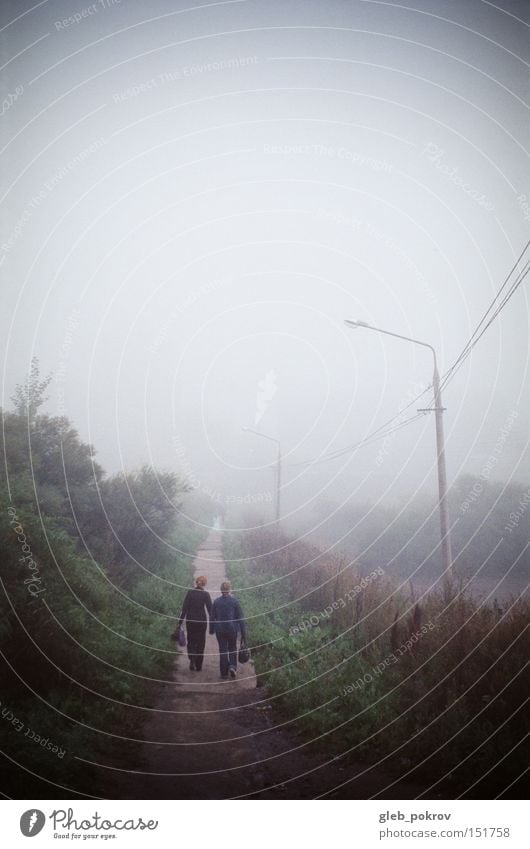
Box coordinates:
[210,580,246,679]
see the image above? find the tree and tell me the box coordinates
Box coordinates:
[10,357,52,420]
[99,466,190,581]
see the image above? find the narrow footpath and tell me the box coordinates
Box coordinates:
[104,531,429,799]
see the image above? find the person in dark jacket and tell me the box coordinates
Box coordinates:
[178,575,212,671]
[209,580,246,679]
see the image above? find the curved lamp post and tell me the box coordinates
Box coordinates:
[345,319,453,585]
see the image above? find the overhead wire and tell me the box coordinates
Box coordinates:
[285,241,530,469]
[439,258,530,394]
[286,409,428,469]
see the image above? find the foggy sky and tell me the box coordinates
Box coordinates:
[1,0,529,525]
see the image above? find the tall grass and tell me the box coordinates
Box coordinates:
[225,526,528,797]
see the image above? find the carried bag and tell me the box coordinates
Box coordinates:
[238,640,250,664]
[171,626,187,648]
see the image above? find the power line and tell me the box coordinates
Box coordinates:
[461,239,528,350]
[439,258,530,394]
[286,409,428,468]
[438,240,529,391]
[286,241,530,469]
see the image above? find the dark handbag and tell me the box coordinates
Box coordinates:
[238,640,250,664]
[171,626,186,647]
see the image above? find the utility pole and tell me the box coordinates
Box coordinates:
[345,320,453,588]
[431,359,453,585]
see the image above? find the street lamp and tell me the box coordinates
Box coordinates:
[242,426,282,524]
[344,319,453,585]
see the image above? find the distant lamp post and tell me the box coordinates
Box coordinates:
[242,426,281,525]
[344,319,453,586]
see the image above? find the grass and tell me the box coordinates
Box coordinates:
[225,526,528,797]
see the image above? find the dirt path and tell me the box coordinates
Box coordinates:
[104,531,430,799]
[140,530,266,798]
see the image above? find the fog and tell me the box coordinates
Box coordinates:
[2,0,529,524]
[1,0,529,805]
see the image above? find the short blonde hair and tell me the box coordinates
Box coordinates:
[220,580,231,593]
[195,575,207,587]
